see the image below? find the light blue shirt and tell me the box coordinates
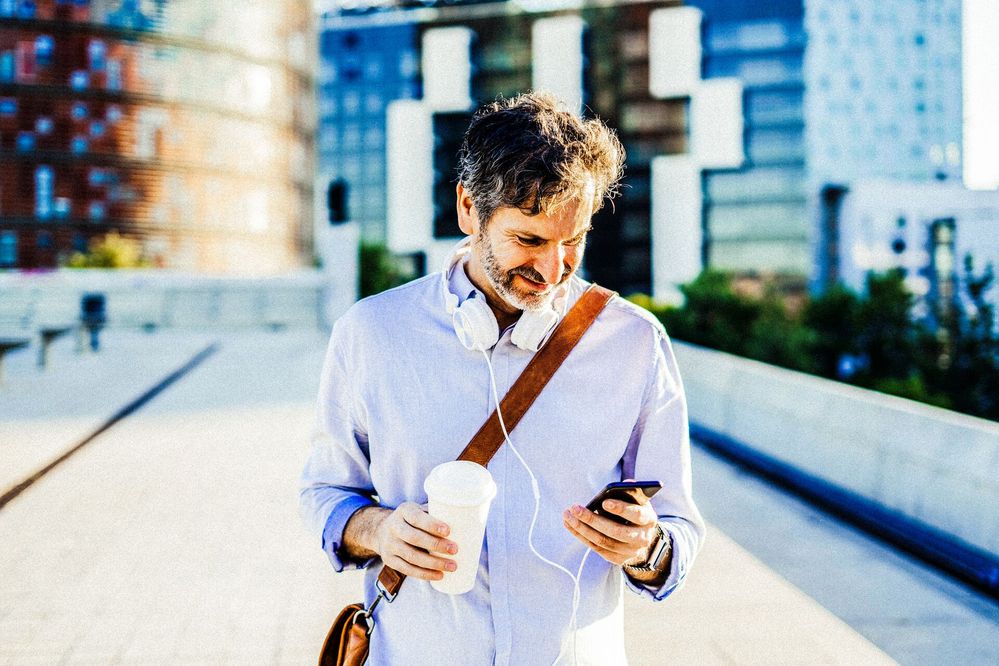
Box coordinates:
[299,260,705,665]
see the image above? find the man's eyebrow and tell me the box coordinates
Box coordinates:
[512,225,593,241]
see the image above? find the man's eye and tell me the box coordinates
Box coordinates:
[565,236,585,247]
[517,237,542,246]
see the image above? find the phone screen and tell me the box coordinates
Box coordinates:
[585,481,662,525]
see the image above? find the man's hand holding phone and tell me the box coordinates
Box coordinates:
[562,481,662,569]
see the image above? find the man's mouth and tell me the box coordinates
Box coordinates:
[516,274,550,291]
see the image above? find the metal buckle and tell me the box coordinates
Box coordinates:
[375,579,397,604]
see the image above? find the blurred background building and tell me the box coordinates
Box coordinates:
[0,0,315,274]
[315,0,991,306]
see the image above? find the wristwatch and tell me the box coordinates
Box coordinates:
[623,524,671,573]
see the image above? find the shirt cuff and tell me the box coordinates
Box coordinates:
[622,526,684,601]
[321,495,379,572]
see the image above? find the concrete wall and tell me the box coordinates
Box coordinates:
[673,341,999,556]
[0,269,339,332]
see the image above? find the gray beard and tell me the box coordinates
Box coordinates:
[475,229,571,312]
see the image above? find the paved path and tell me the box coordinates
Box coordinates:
[0,329,977,664]
[0,330,216,494]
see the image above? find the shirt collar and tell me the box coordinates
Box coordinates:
[449,254,480,305]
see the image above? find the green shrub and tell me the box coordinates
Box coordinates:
[631,261,997,422]
[359,242,417,298]
[66,232,150,269]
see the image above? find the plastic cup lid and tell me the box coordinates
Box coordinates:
[424,461,497,507]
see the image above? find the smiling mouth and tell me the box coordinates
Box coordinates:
[517,275,550,291]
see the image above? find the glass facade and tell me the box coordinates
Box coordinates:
[319,2,687,295]
[687,0,809,275]
[317,22,419,241]
[0,0,314,273]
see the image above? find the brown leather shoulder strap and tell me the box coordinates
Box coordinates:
[376,283,616,599]
[456,284,615,465]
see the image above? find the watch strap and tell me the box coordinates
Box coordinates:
[624,523,670,573]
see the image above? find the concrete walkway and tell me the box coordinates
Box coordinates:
[0,330,902,664]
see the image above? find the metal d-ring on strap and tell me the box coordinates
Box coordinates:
[356,576,397,635]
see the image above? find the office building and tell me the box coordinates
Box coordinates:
[835,180,999,326]
[0,0,315,273]
[317,0,964,297]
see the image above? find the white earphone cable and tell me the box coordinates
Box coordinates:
[480,348,590,666]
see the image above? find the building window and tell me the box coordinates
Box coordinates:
[344,92,360,115]
[35,165,53,219]
[88,39,107,71]
[343,31,361,50]
[70,70,89,90]
[400,50,417,78]
[88,201,106,221]
[37,230,54,249]
[0,97,15,116]
[0,231,16,267]
[34,35,54,66]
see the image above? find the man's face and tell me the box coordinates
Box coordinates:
[471,198,593,312]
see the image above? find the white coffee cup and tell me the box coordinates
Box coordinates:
[423,461,497,595]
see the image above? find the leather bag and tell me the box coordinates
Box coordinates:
[318,284,616,666]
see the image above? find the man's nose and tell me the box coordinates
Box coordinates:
[535,244,566,284]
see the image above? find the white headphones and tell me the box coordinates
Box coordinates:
[441,237,566,352]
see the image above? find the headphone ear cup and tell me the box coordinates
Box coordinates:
[511,307,559,352]
[452,297,499,351]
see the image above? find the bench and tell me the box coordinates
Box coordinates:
[0,337,31,384]
[37,325,76,368]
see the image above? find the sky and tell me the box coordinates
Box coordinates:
[964,0,999,190]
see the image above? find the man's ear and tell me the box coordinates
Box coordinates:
[456,182,478,236]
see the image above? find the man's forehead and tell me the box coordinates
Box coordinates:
[493,196,595,236]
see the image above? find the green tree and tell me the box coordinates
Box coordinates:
[660,270,761,356]
[359,242,417,298]
[744,284,818,373]
[917,256,999,419]
[802,282,861,379]
[851,269,920,385]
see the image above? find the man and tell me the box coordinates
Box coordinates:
[300,92,704,664]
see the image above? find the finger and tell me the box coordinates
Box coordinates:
[601,499,657,527]
[382,553,447,581]
[571,505,644,544]
[563,509,635,556]
[400,502,451,537]
[563,518,629,566]
[385,543,456,580]
[396,521,458,556]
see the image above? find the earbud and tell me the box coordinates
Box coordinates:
[441,237,566,352]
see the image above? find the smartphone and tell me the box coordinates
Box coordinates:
[585,481,662,525]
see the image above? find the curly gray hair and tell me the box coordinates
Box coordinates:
[457,91,625,226]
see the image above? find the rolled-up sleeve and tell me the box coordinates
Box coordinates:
[621,326,706,601]
[299,317,379,572]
